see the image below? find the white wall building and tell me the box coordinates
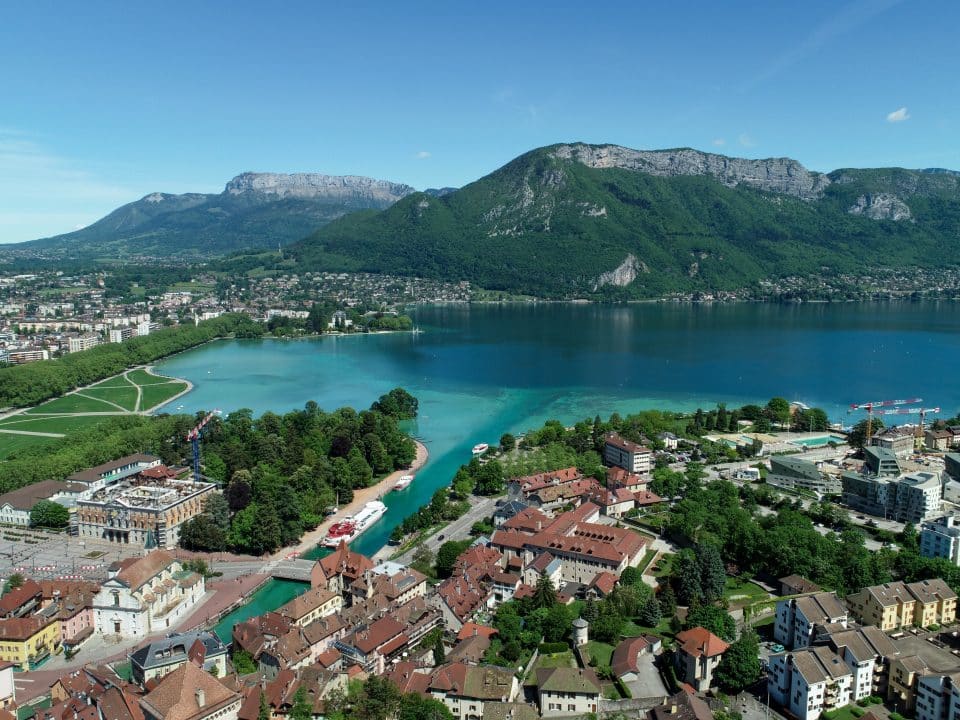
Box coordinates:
[92,551,204,638]
[774,592,849,650]
[768,646,854,720]
[920,515,960,565]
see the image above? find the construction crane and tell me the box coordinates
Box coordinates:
[186,410,221,483]
[872,406,941,442]
[848,398,922,444]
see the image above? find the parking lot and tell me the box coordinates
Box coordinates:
[0,526,144,582]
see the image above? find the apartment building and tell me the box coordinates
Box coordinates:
[774,592,849,650]
[846,579,957,631]
[674,626,729,692]
[603,433,652,474]
[536,667,601,717]
[871,426,918,458]
[920,515,960,565]
[767,456,840,498]
[769,646,855,720]
[841,470,942,523]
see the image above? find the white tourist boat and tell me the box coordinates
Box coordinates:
[321,500,387,547]
[393,475,414,491]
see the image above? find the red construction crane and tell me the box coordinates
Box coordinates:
[186,410,221,482]
[872,406,941,441]
[848,398,922,444]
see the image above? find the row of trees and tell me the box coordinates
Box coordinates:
[0,313,262,408]
[664,477,960,597]
[180,390,419,556]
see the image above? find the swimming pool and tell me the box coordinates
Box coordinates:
[792,434,846,447]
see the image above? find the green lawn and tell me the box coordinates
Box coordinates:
[531,651,575,670]
[724,577,771,604]
[126,368,172,385]
[81,386,139,411]
[583,641,614,667]
[25,393,123,414]
[0,414,110,435]
[0,433,58,460]
[822,704,866,720]
[652,553,676,578]
[140,380,188,410]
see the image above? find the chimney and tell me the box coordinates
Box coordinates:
[195,688,205,708]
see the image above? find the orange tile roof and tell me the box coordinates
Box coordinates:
[676,627,729,658]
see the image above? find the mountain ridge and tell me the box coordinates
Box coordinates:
[287,142,960,298]
[9,171,417,257]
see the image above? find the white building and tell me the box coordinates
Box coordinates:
[536,667,601,717]
[774,592,849,650]
[768,646,854,720]
[67,334,100,353]
[603,433,652,474]
[92,551,205,638]
[920,515,960,565]
[0,661,14,709]
[916,671,960,720]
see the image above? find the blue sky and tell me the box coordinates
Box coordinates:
[1,0,956,243]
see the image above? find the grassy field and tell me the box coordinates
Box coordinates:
[24,393,125,414]
[0,433,58,459]
[141,379,188,410]
[0,366,189,460]
[724,577,771,604]
[583,641,614,667]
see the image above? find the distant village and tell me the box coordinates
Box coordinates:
[0,270,471,364]
[0,422,958,720]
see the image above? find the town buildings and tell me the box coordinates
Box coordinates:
[0,480,87,526]
[920,515,960,565]
[603,433,653,474]
[76,474,216,549]
[139,660,241,720]
[92,551,204,637]
[841,470,942,523]
[130,631,228,687]
[767,456,840,498]
[535,667,601,717]
[846,579,957,631]
[774,592,849,650]
[674,627,729,692]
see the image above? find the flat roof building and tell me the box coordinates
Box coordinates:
[77,476,215,549]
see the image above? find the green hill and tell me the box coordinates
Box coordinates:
[290,144,960,297]
[9,172,416,259]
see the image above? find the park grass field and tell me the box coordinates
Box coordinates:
[0,433,58,459]
[0,366,189,460]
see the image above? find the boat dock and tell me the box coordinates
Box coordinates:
[270,558,315,582]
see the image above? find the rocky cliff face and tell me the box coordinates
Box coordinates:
[225,172,416,203]
[848,193,913,221]
[552,143,832,200]
[593,254,648,290]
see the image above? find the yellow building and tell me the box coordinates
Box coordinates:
[0,614,61,670]
[847,579,957,631]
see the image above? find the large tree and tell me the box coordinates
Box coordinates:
[685,605,736,642]
[716,631,761,692]
[29,500,69,529]
[532,572,558,609]
[848,418,885,453]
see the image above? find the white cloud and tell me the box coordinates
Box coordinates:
[415,150,431,159]
[887,107,910,123]
[712,138,726,146]
[0,129,137,243]
[738,133,756,147]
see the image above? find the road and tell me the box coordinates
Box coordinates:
[390,495,499,565]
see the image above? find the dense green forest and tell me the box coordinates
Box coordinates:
[0,313,263,409]
[663,479,960,596]
[178,389,418,555]
[287,144,960,298]
[0,387,418,556]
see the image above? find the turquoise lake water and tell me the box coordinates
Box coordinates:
[156,301,960,633]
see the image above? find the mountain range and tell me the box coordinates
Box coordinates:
[13,172,416,257]
[7,144,960,297]
[289,144,960,297]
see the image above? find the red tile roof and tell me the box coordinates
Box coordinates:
[457,623,499,641]
[676,627,729,658]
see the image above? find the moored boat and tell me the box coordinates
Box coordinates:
[472,443,489,455]
[393,475,414,491]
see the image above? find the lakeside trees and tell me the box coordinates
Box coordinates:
[178,391,418,555]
